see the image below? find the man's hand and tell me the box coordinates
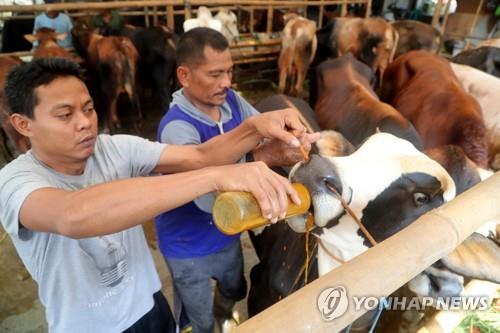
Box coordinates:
[246,108,315,147]
[253,132,320,167]
[209,162,301,222]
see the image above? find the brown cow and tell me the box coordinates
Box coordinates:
[391,20,442,58]
[0,56,28,160]
[24,27,81,62]
[314,54,423,149]
[72,21,140,132]
[382,50,488,168]
[278,13,317,97]
[315,17,398,82]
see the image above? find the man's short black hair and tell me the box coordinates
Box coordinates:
[176,27,229,67]
[5,57,83,119]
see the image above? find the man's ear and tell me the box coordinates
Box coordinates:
[177,65,191,88]
[10,114,34,137]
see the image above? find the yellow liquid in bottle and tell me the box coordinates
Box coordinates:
[212,183,311,235]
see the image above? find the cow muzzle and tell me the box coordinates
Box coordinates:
[288,154,352,232]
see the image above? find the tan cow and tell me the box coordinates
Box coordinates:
[24,27,81,62]
[278,13,317,97]
[316,17,398,83]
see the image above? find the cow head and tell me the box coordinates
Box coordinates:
[214,8,239,44]
[287,133,500,299]
[24,27,66,46]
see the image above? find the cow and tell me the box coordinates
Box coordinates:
[248,132,500,321]
[450,62,500,170]
[391,20,442,58]
[120,24,177,113]
[0,56,28,161]
[24,27,81,62]
[314,17,398,82]
[71,21,141,132]
[214,8,239,44]
[277,13,317,98]
[183,6,222,33]
[451,46,500,79]
[314,54,423,150]
[381,51,489,168]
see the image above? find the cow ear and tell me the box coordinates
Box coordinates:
[56,32,67,41]
[316,130,355,157]
[24,34,37,43]
[440,232,500,283]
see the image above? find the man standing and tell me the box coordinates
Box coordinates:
[0,57,313,332]
[156,28,317,333]
[33,0,73,48]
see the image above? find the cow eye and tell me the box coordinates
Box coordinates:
[413,192,430,205]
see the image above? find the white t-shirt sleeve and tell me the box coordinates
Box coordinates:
[0,163,53,236]
[107,134,167,177]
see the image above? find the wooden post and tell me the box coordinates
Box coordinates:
[464,0,485,49]
[318,0,324,28]
[431,0,443,28]
[250,7,254,34]
[340,0,347,17]
[236,172,500,333]
[144,1,150,28]
[153,6,158,25]
[266,4,273,34]
[365,0,371,18]
[440,0,452,34]
[167,4,175,29]
[184,0,191,20]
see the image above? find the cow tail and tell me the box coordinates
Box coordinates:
[118,38,141,122]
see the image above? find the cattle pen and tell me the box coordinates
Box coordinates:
[0,0,372,63]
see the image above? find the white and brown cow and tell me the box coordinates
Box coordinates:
[288,133,499,294]
[278,13,317,97]
[248,132,500,320]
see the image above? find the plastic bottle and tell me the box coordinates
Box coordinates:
[212,183,311,235]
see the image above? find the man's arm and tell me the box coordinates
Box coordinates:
[153,108,310,174]
[19,162,300,239]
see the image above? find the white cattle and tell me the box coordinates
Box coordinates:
[183,6,222,33]
[214,8,239,44]
[450,62,500,169]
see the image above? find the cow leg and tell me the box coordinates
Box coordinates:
[109,95,120,130]
[294,60,306,97]
[278,66,288,95]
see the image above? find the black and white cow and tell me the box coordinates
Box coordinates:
[248,132,500,319]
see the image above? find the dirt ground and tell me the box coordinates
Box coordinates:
[0,73,278,332]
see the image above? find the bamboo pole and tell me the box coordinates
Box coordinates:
[365,0,371,17]
[230,39,281,48]
[464,0,485,50]
[184,0,191,19]
[440,0,452,34]
[431,0,443,28]
[236,172,500,333]
[153,5,158,26]
[233,55,277,64]
[341,0,347,17]
[318,0,324,28]
[266,4,273,34]
[0,1,368,13]
[167,4,174,28]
